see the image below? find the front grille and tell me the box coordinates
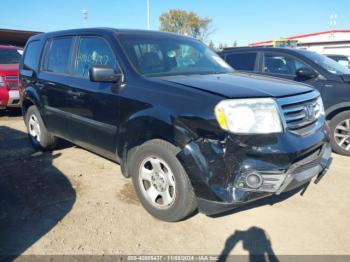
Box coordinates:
[5,75,19,90]
[277,91,323,136]
[5,75,18,81]
[7,81,18,89]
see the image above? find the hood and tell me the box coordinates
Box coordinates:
[158,72,313,98]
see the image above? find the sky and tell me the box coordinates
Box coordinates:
[1,0,350,46]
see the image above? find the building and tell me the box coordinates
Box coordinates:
[0,28,41,47]
[249,30,350,56]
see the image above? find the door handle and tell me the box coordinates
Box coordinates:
[67,90,82,97]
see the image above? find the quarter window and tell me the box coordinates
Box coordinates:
[43,37,74,74]
[75,37,116,78]
[225,52,257,71]
[23,40,41,70]
[264,53,310,75]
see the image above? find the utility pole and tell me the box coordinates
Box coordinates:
[147,0,150,30]
[329,14,337,40]
[82,9,88,27]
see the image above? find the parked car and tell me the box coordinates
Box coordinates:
[0,45,22,110]
[327,54,350,68]
[19,29,332,222]
[219,47,350,156]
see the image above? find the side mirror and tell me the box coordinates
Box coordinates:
[296,67,318,80]
[89,65,123,85]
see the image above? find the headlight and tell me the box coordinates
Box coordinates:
[215,98,282,134]
[315,96,325,118]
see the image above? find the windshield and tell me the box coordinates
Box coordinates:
[302,50,350,75]
[119,35,233,77]
[0,49,22,64]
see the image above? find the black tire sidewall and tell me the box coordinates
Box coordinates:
[330,111,350,156]
[129,140,196,222]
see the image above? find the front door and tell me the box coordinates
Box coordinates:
[261,52,325,92]
[65,36,120,159]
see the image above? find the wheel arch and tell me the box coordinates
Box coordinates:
[326,103,350,121]
[117,109,198,178]
[21,86,42,116]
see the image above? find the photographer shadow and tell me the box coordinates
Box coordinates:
[218,226,279,262]
[0,126,76,257]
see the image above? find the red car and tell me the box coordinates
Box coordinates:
[0,45,22,110]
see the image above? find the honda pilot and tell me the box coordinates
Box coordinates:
[19,29,332,222]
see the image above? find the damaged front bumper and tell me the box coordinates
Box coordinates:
[177,128,332,215]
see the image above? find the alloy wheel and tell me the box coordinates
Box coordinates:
[28,114,41,142]
[334,119,350,151]
[138,156,176,209]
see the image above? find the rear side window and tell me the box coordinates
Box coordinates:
[75,37,116,78]
[23,40,41,70]
[43,37,74,74]
[225,52,257,71]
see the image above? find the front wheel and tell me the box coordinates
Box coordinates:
[330,111,350,156]
[25,105,57,151]
[129,139,197,222]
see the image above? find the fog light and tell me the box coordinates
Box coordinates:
[245,173,263,189]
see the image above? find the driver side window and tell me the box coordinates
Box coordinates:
[75,37,117,78]
[264,53,310,76]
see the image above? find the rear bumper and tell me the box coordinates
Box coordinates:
[177,126,332,215]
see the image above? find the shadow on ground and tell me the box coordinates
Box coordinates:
[0,126,76,257]
[0,108,22,118]
[218,226,279,262]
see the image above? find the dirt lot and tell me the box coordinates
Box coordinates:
[1,111,350,258]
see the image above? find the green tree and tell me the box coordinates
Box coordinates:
[159,9,213,41]
[208,40,216,51]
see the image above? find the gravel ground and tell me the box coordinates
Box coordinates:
[0,111,350,258]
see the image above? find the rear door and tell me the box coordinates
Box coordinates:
[37,36,76,139]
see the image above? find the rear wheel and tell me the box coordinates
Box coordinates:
[330,111,350,156]
[129,139,197,222]
[25,105,57,150]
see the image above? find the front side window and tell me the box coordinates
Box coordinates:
[225,52,257,71]
[264,53,310,75]
[75,37,117,78]
[119,35,233,77]
[0,48,22,64]
[43,37,74,74]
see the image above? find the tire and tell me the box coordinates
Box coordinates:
[129,139,197,222]
[25,105,57,151]
[329,110,350,156]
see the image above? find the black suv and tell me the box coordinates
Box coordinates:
[19,29,331,222]
[219,47,350,156]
